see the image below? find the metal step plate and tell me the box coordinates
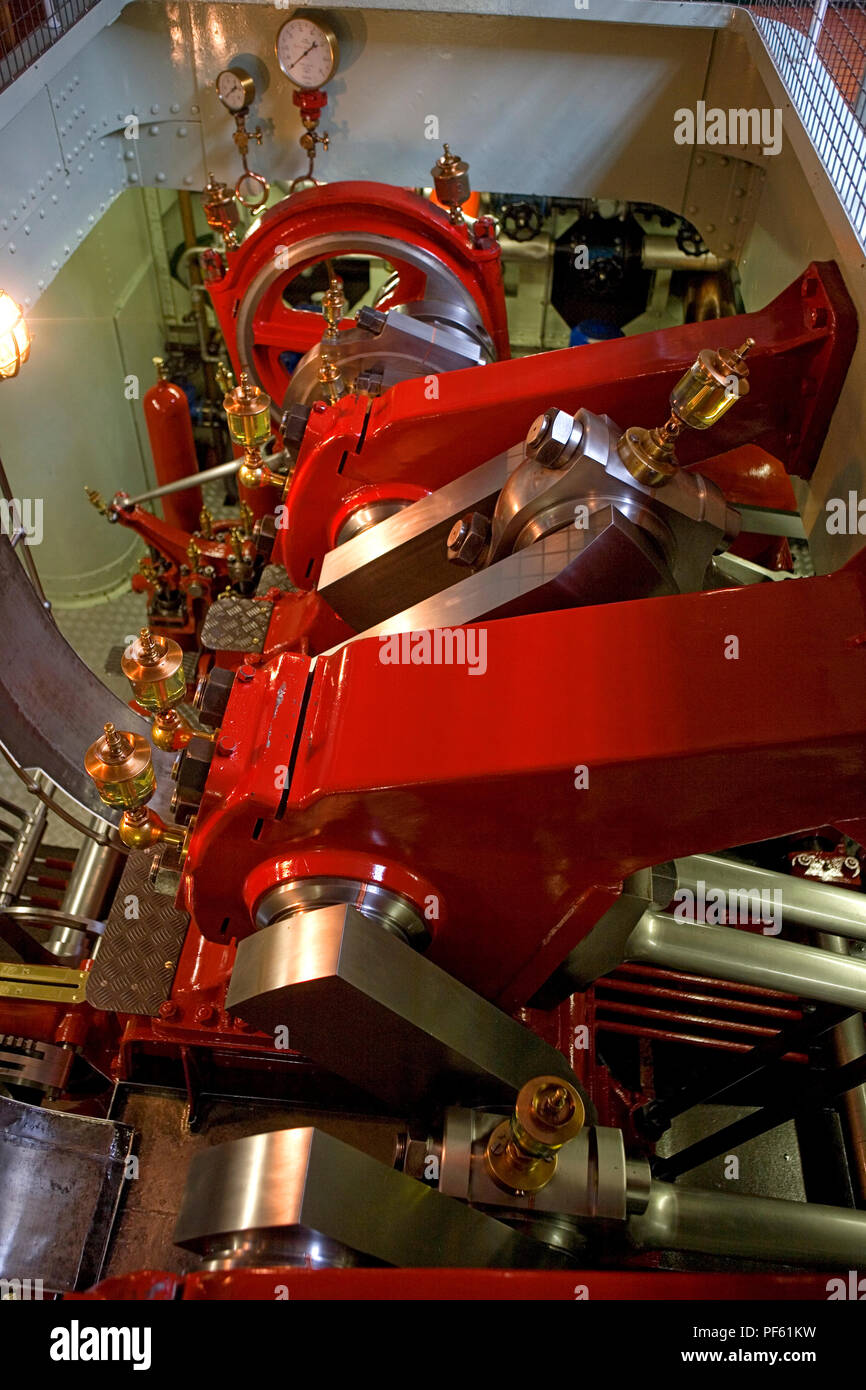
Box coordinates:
[86,849,188,1015]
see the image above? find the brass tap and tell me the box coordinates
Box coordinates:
[84,486,109,516]
[238,501,254,537]
[201,173,240,251]
[485,1074,585,1194]
[618,339,755,487]
[186,537,200,572]
[198,507,213,540]
[84,722,186,852]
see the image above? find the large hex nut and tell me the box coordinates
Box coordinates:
[447,511,489,567]
[525,409,579,468]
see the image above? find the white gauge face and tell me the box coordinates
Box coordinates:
[276,17,338,90]
[216,69,251,112]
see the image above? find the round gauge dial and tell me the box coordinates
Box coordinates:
[215,68,255,113]
[276,16,338,91]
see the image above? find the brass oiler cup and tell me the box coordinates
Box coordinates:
[122,628,186,714]
[84,722,185,851]
[84,721,156,811]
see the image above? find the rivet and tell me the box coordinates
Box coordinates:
[156,172,166,182]
[178,126,187,137]
[151,104,159,114]
[191,104,199,114]
[171,103,180,114]
[7,244,15,254]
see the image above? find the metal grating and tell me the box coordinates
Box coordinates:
[0,0,100,95]
[735,1,866,245]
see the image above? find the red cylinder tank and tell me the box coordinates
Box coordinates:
[143,358,203,532]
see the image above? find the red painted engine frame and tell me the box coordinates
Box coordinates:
[276,262,854,585]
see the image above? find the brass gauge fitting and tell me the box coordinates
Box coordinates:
[618,338,755,487]
[485,1075,585,1194]
[225,372,284,490]
[121,628,203,751]
[84,722,186,852]
[201,174,241,251]
[432,144,471,225]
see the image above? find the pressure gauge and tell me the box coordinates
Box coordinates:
[276,15,339,90]
[215,67,255,113]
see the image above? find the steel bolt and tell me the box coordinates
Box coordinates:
[525,408,580,468]
[446,511,489,567]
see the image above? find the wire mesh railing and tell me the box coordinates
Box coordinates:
[727,2,866,244]
[0,0,100,95]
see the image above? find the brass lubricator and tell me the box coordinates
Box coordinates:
[431,144,471,226]
[485,1074,585,1194]
[618,338,755,487]
[201,174,241,250]
[224,372,285,490]
[321,274,345,346]
[121,628,207,752]
[84,722,186,852]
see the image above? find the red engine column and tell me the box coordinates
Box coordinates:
[143,359,203,532]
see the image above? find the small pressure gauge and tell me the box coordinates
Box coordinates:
[215,67,255,113]
[276,15,339,90]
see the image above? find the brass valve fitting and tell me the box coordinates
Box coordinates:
[618,338,754,487]
[84,722,186,852]
[201,174,240,250]
[485,1074,585,1194]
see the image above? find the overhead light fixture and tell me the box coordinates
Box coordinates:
[0,290,31,380]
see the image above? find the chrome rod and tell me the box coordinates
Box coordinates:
[629,1182,866,1268]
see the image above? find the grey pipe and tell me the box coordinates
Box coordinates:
[629,1181,866,1268]
[0,799,47,908]
[627,911,866,1013]
[676,853,866,944]
[817,932,866,1202]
